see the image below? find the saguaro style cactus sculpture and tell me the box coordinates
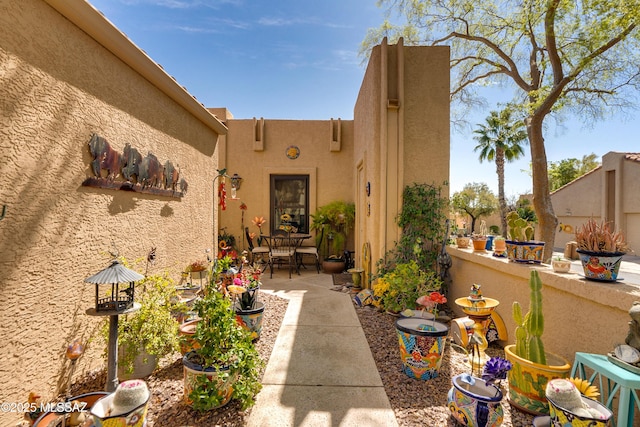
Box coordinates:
[512,270,546,365]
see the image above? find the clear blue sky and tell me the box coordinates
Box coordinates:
[88,0,639,197]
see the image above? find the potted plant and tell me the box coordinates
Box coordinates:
[228,260,265,340]
[107,270,185,380]
[505,210,544,263]
[447,355,512,427]
[472,221,489,251]
[371,260,442,313]
[551,256,572,274]
[182,288,264,411]
[575,217,628,282]
[504,270,571,416]
[310,200,355,273]
[492,236,507,256]
[456,229,471,249]
[394,290,449,381]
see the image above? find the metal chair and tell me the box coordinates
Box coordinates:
[264,229,297,279]
[245,227,269,264]
[296,227,323,273]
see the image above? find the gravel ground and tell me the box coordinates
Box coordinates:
[61,291,536,427]
[355,304,535,427]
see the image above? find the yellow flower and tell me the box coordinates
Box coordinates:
[569,377,600,398]
[227,285,246,295]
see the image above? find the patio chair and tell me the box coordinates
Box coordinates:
[264,229,297,279]
[296,227,323,273]
[245,227,269,264]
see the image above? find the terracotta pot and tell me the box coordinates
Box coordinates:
[504,344,571,416]
[493,239,506,253]
[472,238,488,251]
[178,319,201,355]
[322,258,346,274]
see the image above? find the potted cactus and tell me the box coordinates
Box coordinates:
[504,270,571,416]
[505,211,544,263]
[575,217,628,282]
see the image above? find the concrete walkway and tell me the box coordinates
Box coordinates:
[247,271,398,427]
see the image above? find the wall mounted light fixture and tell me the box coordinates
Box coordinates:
[230,173,243,190]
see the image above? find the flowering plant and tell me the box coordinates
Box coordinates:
[481,356,512,386]
[228,261,263,310]
[252,216,267,245]
[416,291,448,318]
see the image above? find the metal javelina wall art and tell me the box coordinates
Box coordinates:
[83,133,188,198]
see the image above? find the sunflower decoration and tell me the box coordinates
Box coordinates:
[569,377,600,398]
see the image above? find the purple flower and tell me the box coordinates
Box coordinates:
[481,357,512,385]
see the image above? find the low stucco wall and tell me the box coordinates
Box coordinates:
[448,246,640,364]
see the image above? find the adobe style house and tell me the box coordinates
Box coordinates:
[551,152,640,253]
[0,0,449,418]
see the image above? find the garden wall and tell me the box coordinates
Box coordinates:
[448,246,639,363]
[0,1,225,422]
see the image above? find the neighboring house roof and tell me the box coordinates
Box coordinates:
[551,152,640,195]
[42,0,227,136]
[550,164,602,195]
[625,153,640,162]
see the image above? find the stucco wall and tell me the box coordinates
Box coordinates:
[448,246,640,363]
[0,0,221,420]
[219,119,355,254]
[353,40,450,270]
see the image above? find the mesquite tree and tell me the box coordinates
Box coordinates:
[362,0,640,261]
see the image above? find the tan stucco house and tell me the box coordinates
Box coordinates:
[551,152,640,253]
[0,0,449,418]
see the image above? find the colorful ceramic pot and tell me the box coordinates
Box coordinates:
[32,392,109,426]
[505,241,544,263]
[504,345,571,415]
[395,318,449,380]
[576,249,625,282]
[447,374,504,427]
[235,301,265,340]
[178,318,201,355]
[91,380,150,427]
[485,235,495,251]
[547,395,613,427]
[182,351,236,409]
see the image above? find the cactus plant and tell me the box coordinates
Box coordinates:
[512,270,546,365]
[506,211,535,241]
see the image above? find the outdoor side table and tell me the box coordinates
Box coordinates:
[571,352,640,427]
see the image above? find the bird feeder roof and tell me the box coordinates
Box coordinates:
[84,259,144,284]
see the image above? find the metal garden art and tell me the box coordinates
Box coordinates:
[83,133,188,198]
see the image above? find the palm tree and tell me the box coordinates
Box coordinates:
[473,109,528,238]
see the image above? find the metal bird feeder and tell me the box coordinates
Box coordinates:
[85,259,143,312]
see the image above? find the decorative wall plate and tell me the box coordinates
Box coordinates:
[286,145,300,159]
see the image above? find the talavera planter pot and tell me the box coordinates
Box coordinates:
[395,318,449,380]
[447,374,504,427]
[504,345,571,416]
[576,249,625,282]
[505,240,544,263]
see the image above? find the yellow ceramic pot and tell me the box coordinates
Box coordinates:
[504,344,571,416]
